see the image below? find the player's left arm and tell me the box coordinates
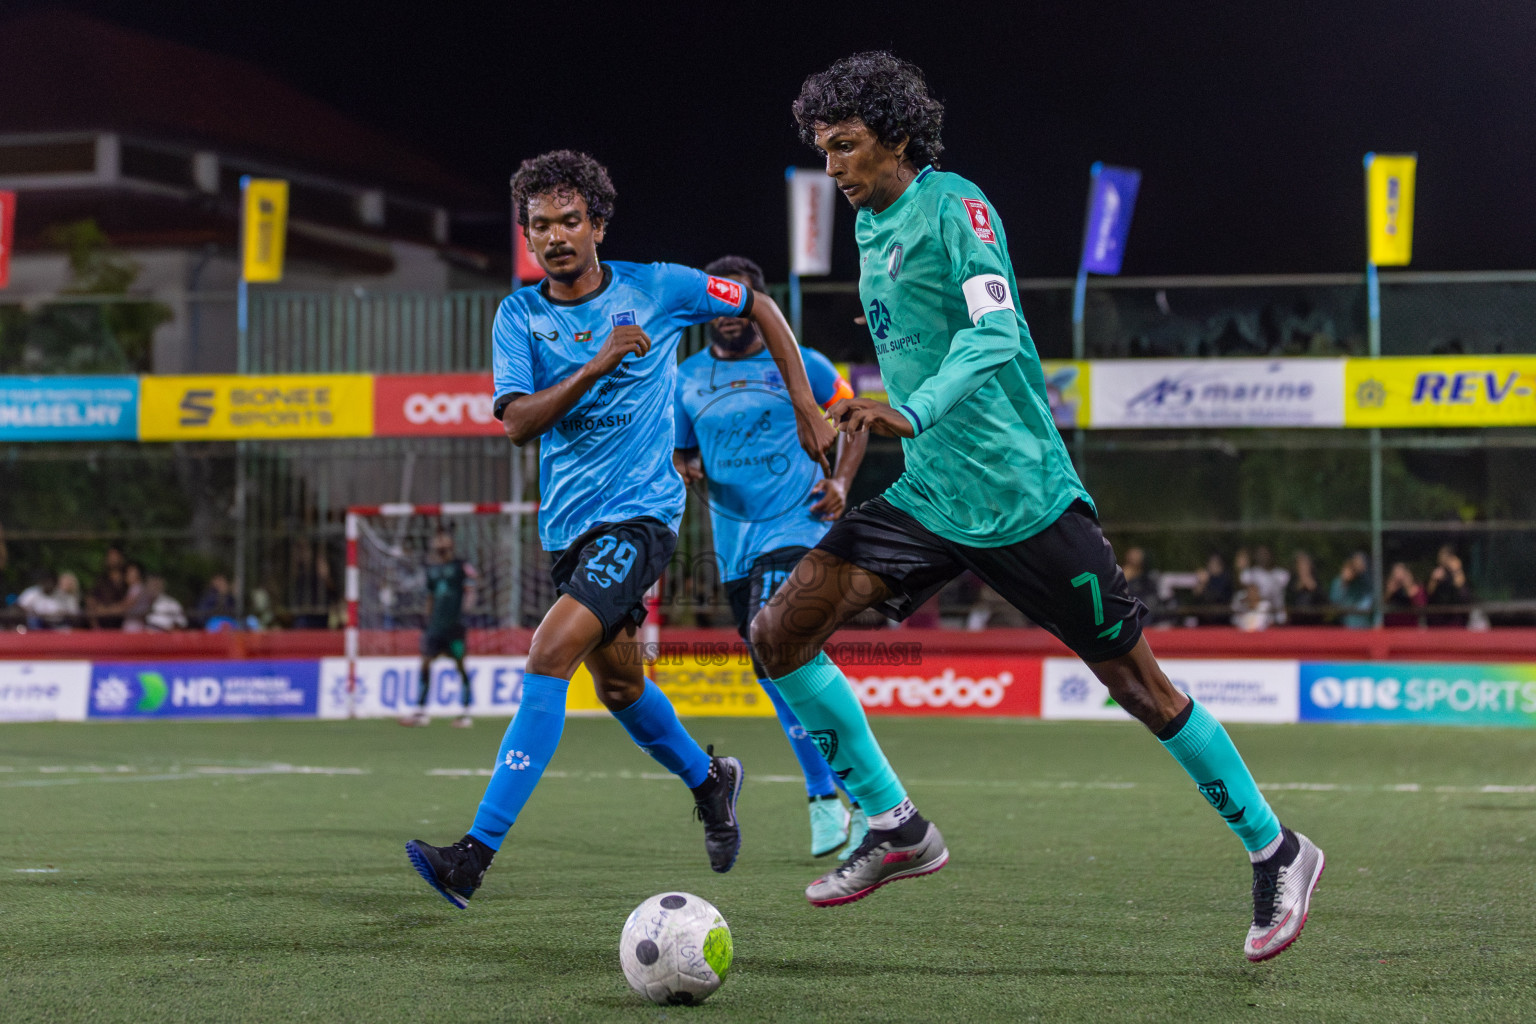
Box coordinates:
[804,354,868,519]
[745,292,837,474]
[838,195,1023,440]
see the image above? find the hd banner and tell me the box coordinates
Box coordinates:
[1090,359,1345,428]
[138,374,373,440]
[0,376,139,441]
[88,661,319,718]
[1344,356,1536,427]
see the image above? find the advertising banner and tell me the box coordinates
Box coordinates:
[241,178,289,283]
[1300,662,1536,727]
[1043,658,1299,723]
[787,167,836,276]
[88,661,318,718]
[138,374,373,440]
[1080,164,1141,276]
[318,657,530,719]
[1366,153,1416,267]
[1042,360,1090,429]
[0,661,91,722]
[0,189,14,289]
[1344,356,1536,427]
[373,374,501,437]
[846,656,1041,718]
[0,376,139,441]
[1090,359,1345,428]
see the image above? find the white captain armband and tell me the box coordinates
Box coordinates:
[961,274,1016,325]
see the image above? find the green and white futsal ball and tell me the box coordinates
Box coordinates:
[619,892,732,1005]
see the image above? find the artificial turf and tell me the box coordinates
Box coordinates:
[2,716,1533,1022]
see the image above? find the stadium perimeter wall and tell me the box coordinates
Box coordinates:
[4,628,1536,729]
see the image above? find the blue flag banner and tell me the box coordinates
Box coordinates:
[1080,163,1142,275]
[0,376,139,441]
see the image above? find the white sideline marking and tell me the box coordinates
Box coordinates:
[0,764,369,788]
[13,868,59,873]
[423,769,1535,794]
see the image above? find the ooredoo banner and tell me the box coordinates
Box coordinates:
[846,656,1041,717]
[1043,658,1299,723]
[88,661,318,718]
[0,661,90,721]
[373,374,502,437]
[1300,662,1536,727]
[1091,359,1345,428]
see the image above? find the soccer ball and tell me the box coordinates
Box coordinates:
[619,892,732,1005]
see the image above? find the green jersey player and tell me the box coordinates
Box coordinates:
[750,52,1324,962]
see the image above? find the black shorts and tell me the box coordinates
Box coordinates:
[724,546,811,677]
[549,517,676,647]
[421,625,467,660]
[815,496,1146,663]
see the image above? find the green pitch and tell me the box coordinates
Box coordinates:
[3,717,1533,1023]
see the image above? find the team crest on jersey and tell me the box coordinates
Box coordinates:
[963,198,997,243]
[706,275,743,307]
[610,309,637,327]
[986,280,1007,303]
[574,330,593,342]
[887,242,904,280]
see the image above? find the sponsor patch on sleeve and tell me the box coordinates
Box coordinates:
[962,199,997,243]
[961,274,1015,325]
[706,275,744,308]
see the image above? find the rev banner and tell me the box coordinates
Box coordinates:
[1345,356,1536,427]
[1366,153,1416,267]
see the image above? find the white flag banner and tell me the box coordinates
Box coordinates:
[1090,359,1346,428]
[788,168,836,276]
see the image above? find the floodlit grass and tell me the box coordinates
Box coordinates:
[2,716,1534,1022]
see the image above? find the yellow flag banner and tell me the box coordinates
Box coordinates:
[1345,357,1536,427]
[1366,153,1416,267]
[241,178,289,282]
[139,374,374,440]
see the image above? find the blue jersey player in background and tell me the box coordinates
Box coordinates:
[406,150,837,909]
[674,255,871,860]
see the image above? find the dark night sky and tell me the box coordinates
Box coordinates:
[16,1,1536,279]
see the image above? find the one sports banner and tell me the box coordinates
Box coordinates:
[1301,662,1536,727]
[1090,359,1346,428]
[1344,356,1536,427]
[0,376,139,441]
[373,373,502,437]
[1080,163,1141,275]
[1365,153,1416,267]
[138,374,373,440]
[787,168,836,276]
[241,178,289,283]
[0,189,15,289]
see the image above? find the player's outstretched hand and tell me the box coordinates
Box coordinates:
[795,411,838,476]
[828,397,916,439]
[673,450,706,486]
[589,324,652,376]
[808,477,848,520]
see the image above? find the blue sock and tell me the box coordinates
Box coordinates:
[468,673,568,849]
[770,653,906,816]
[760,678,840,798]
[1158,699,1282,853]
[611,680,712,789]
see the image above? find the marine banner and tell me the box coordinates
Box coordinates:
[1344,356,1536,427]
[0,661,91,722]
[1090,359,1345,428]
[138,374,373,440]
[0,376,139,441]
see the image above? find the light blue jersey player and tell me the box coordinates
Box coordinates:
[674,256,870,860]
[406,151,837,909]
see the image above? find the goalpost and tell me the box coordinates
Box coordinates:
[343,501,663,718]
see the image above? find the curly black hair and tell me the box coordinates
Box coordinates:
[793,51,944,168]
[703,255,767,294]
[510,149,617,229]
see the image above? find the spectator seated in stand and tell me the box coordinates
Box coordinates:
[1383,562,1428,627]
[123,575,187,633]
[1240,545,1290,624]
[1425,545,1473,627]
[17,570,81,629]
[1188,552,1234,625]
[1329,552,1374,629]
[86,546,130,629]
[1286,550,1325,625]
[196,573,238,628]
[1231,581,1274,631]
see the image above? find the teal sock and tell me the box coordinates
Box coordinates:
[1158,699,1281,852]
[770,652,907,816]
